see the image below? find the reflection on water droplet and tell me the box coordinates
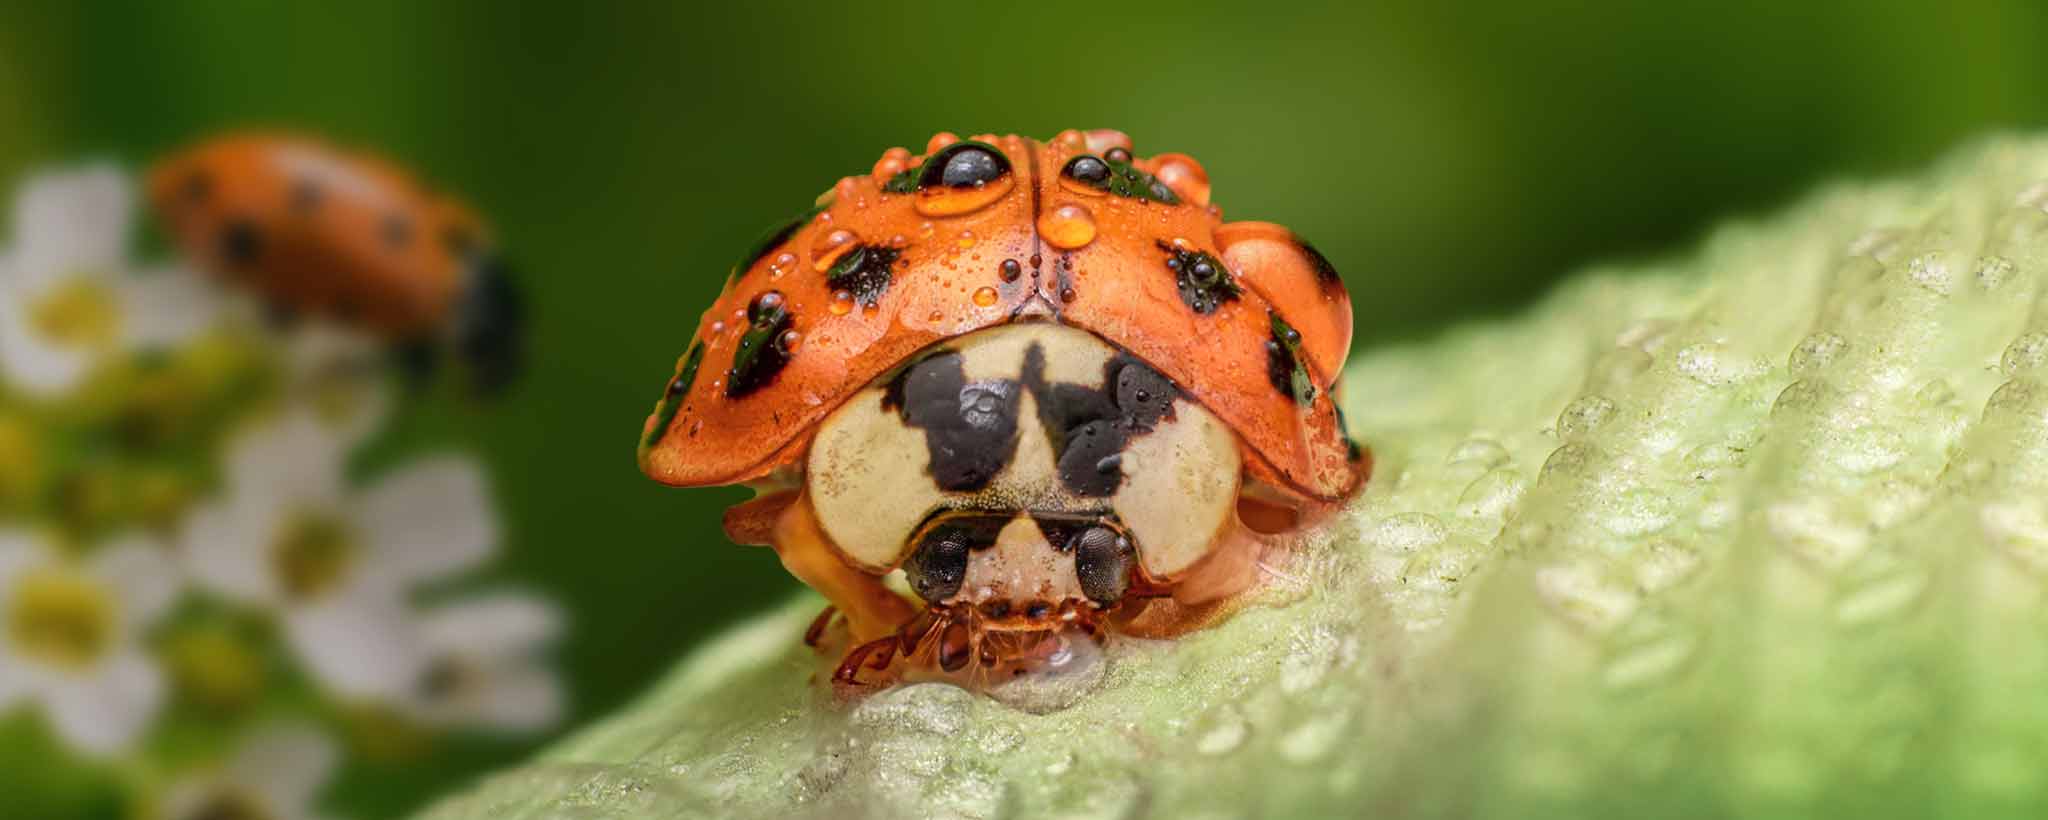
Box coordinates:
[972,286,998,307]
[955,230,976,250]
[1788,331,1846,376]
[998,259,1021,282]
[768,252,798,278]
[828,290,854,315]
[1059,286,1077,304]
[1448,437,1510,468]
[1556,394,1616,440]
[810,229,860,272]
[1152,152,1211,207]
[1907,252,1956,295]
[1038,204,1097,250]
[777,329,802,354]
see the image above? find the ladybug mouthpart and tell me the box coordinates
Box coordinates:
[826,600,1110,693]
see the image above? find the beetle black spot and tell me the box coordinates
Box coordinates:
[289,178,324,215]
[642,341,705,450]
[1159,242,1241,314]
[883,140,1011,193]
[735,201,828,278]
[1295,236,1343,289]
[381,214,415,249]
[724,291,794,398]
[1061,152,1179,204]
[181,171,212,205]
[219,219,263,267]
[1266,312,1317,406]
[825,244,899,307]
[882,351,1023,492]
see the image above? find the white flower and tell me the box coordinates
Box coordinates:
[160,723,338,820]
[281,319,395,449]
[0,530,178,756]
[403,590,564,733]
[0,166,225,396]
[182,410,498,701]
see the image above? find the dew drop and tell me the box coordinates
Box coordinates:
[1059,286,1077,304]
[1556,394,1617,440]
[810,228,861,272]
[768,251,798,278]
[777,329,802,354]
[828,290,855,316]
[971,286,998,307]
[955,229,976,250]
[1038,204,1097,250]
[998,259,1021,282]
[1788,331,1847,376]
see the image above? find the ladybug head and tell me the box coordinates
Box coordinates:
[448,255,527,397]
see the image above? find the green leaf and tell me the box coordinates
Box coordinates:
[421,136,2048,819]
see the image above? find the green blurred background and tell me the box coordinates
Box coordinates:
[3,1,2046,815]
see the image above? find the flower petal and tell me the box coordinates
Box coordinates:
[420,590,563,657]
[0,528,51,590]
[180,498,285,606]
[229,722,339,812]
[0,286,90,396]
[90,534,182,628]
[116,266,225,350]
[225,410,348,510]
[356,456,498,585]
[43,648,163,756]
[8,164,131,292]
[466,662,564,733]
[283,589,426,700]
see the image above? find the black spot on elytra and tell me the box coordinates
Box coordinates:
[219,219,263,267]
[1266,312,1317,406]
[181,171,212,205]
[289,178,324,215]
[734,202,828,278]
[1334,404,1363,463]
[1021,344,1181,497]
[1159,242,1241,314]
[642,341,704,450]
[1062,153,1179,204]
[882,351,1023,492]
[381,214,415,249]
[884,140,1012,193]
[825,245,899,307]
[724,291,794,398]
[1295,236,1343,289]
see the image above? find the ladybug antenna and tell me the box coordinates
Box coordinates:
[451,255,527,397]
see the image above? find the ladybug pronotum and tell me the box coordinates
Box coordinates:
[640,129,1368,690]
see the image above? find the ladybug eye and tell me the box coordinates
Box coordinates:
[1070,525,1135,605]
[905,522,976,603]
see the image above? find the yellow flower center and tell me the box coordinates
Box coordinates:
[27,277,121,351]
[6,566,119,670]
[166,626,266,713]
[0,413,41,508]
[271,512,358,601]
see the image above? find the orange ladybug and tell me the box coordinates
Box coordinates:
[638,130,1367,690]
[146,133,524,394]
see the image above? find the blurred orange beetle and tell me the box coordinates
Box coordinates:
[147,133,524,394]
[638,130,1367,690]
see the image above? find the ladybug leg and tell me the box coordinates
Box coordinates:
[803,605,838,648]
[771,494,917,643]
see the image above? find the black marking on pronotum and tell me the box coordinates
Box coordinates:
[881,351,1023,492]
[1061,153,1179,204]
[643,341,705,450]
[1266,312,1317,406]
[734,201,829,278]
[725,291,794,398]
[1020,343,1181,497]
[883,140,1012,194]
[1294,235,1343,290]
[1158,241,1241,314]
[825,244,900,307]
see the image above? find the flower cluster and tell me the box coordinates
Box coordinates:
[0,166,561,817]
